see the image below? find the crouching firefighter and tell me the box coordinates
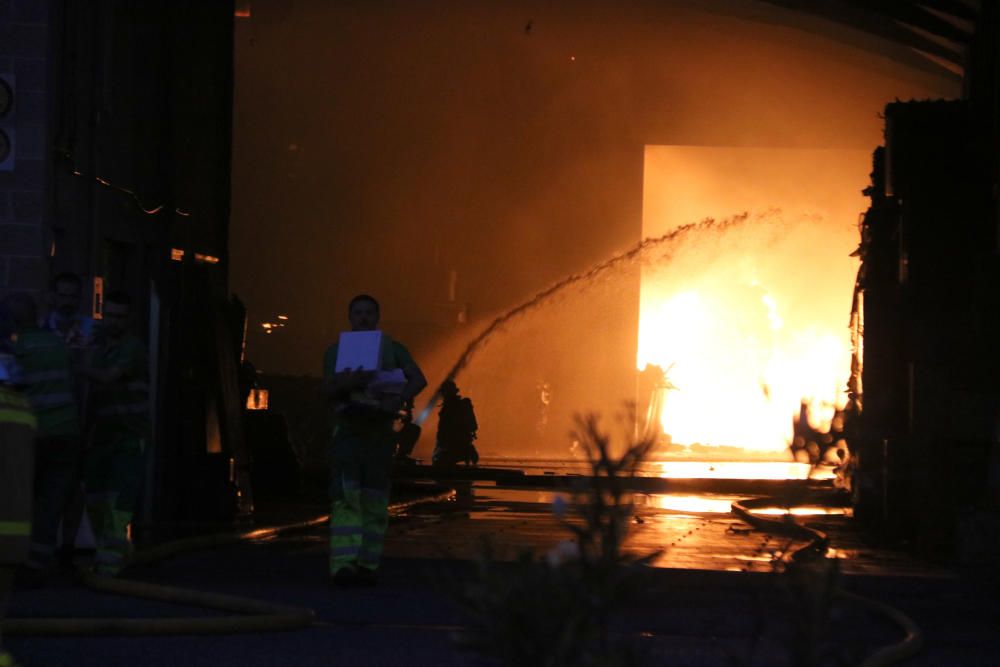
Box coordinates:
[0,305,36,665]
[432,379,478,467]
[323,295,426,586]
[77,291,150,576]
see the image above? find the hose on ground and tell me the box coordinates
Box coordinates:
[731,494,830,562]
[731,492,922,667]
[3,489,456,636]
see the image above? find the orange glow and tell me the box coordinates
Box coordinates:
[754,506,849,516]
[92,276,104,320]
[655,461,821,480]
[639,494,847,515]
[246,388,269,410]
[171,248,185,261]
[194,253,221,264]
[643,494,734,513]
[639,146,866,455]
[638,287,850,452]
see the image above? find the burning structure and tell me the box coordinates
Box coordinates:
[638,146,867,456]
[0,0,996,560]
[229,0,998,558]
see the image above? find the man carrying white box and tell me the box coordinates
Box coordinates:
[322,294,427,586]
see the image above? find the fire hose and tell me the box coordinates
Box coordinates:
[2,489,456,636]
[731,494,923,667]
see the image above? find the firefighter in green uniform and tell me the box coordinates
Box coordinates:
[3,293,82,573]
[0,304,36,666]
[323,294,426,585]
[77,291,149,576]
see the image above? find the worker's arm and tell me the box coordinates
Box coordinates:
[400,360,427,403]
[77,363,127,385]
[378,359,426,414]
[76,344,135,385]
[321,344,373,404]
[322,368,373,402]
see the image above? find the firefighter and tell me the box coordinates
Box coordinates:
[76,291,149,576]
[3,293,81,573]
[432,380,479,466]
[0,305,36,665]
[323,294,427,585]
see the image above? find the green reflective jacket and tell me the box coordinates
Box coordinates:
[323,333,414,434]
[90,334,150,438]
[14,328,79,438]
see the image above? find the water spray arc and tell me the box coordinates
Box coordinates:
[414,212,753,426]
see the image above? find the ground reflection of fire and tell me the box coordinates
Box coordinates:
[636,494,849,516]
[639,146,866,457]
[654,461,833,480]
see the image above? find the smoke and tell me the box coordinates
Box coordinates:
[231,1,958,458]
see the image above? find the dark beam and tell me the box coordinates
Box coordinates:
[846,0,975,43]
[917,0,980,23]
[758,0,965,65]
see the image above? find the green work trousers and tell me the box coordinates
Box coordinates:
[29,435,81,569]
[0,421,34,566]
[329,423,396,575]
[83,430,145,576]
[0,420,34,655]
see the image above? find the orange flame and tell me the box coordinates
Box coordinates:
[638,286,850,452]
[640,146,865,454]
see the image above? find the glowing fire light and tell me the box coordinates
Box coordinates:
[261,316,289,335]
[246,388,269,410]
[639,146,866,455]
[639,494,848,515]
[638,287,851,452]
[655,461,829,480]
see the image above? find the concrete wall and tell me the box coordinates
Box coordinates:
[0,0,52,301]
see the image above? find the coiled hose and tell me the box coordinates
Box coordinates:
[3,489,455,636]
[731,493,923,667]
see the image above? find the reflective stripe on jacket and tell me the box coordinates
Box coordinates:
[12,329,77,437]
[0,385,37,430]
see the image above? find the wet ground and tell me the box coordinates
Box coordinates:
[387,483,944,577]
[389,458,942,576]
[6,462,998,666]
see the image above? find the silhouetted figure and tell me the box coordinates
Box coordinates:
[394,402,421,465]
[791,399,853,467]
[432,380,478,466]
[791,399,823,464]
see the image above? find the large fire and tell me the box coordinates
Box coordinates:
[638,283,851,453]
[639,146,867,455]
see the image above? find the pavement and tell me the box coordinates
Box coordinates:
[5,469,1000,666]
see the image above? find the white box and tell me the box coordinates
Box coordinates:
[334,330,384,372]
[368,368,406,395]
